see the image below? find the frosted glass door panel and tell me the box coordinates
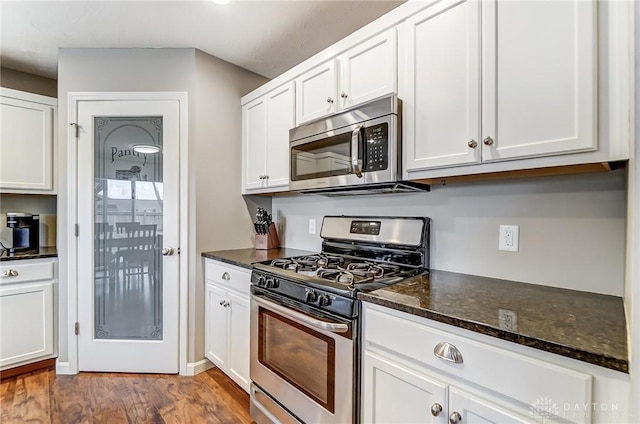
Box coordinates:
[93,116,163,340]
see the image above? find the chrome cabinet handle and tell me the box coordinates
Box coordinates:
[449,412,462,424]
[351,124,364,178]
[467,139,477,148]
[218,300,230,307]
[483,136,494,146]
[431,403,443,417]
[259,175,266,180]
[340,91,348,99]
[219,300,225,306]
[161,247,175,256]
[434,342,463,363]
[326,97,334,103]
[221,272,230,280]
[1,269,19,278]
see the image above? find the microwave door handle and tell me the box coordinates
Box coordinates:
[351,125,363,178]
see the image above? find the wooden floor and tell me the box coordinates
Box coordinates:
[0,367,253,423]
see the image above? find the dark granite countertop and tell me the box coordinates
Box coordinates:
[201,248,316,270]
[358,270,628,373]
[0,246,58,262]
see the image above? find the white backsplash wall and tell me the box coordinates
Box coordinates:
[273,170,627,296]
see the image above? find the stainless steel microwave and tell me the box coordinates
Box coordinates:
[289,95,429,195]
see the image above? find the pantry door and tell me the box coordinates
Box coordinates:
[76,99,180,373]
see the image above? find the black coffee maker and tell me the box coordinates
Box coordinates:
[6,213,40,253]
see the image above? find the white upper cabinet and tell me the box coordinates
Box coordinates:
[296,28,397,125]
[338,28,398,111]
[295,60,338,125]
[481,0,596,162]
[242,82,295,194]
[0,88,57,193]
[402,0,597,174]
[400,0,481,170]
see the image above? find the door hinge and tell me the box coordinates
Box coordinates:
[70,123,80,138]
[74,224,79,237]
[74,322,79,335]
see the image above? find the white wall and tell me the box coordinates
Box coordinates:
[57,48,265,369]
[274,170,627,296]
[625,2,639,418]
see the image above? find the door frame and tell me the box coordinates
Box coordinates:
[63,92,189,375]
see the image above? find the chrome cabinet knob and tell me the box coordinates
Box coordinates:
[467,139,477,148]
[340,91,348,99]
[1,269,19,277]
[219,300,225,306]
[223,301,230,307]
[161,247,175,256]
[449,412,462,424]
[327,97,334,103]
[431,403,443,417]
[221,272,230,281]
[483,136,494,146]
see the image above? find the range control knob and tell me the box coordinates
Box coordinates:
[305,289,318,303]
[318,295,332,307]
[265,278,277,288]
[256,276,266,287]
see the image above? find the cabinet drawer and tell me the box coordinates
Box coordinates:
[363,305,592,421]
[205,260,250,294]
[0,260,55,285]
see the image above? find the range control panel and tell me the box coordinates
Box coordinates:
[364,123,388,171]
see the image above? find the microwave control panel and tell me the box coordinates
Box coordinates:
[364,123,388,171]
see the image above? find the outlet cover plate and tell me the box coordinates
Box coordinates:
[308,218,316,235]
[499,225,519,252]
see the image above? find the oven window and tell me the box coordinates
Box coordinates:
[258,308,336,413]
[291,132,352,181]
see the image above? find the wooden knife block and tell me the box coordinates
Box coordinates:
[255,223,280,250]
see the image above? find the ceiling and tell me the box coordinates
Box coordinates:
[0,0,404,81]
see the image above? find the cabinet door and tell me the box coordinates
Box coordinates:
[227,290,250,392]
[242,97,267,191]
[0,282,54,369]
[400,0,481,173]
[205,283,228,369]
[0,94,55,192]
[481,0,596,162]
[295,59,338,125]
[449,387,534,424]
[362,351,448,424]
[338,28,397,111]
[265,82,295,190]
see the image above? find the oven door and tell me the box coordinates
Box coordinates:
[289,115,396,191]
[250,292,354,424]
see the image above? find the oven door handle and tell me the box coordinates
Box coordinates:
[253,295,350,334]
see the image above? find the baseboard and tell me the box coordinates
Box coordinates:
[55,361,76,375]
[185,358,214,376]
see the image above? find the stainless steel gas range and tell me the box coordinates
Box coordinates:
[249,216,430,424]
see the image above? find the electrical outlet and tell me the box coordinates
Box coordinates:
[499,225,519,252]
[498,308,518,331]
[308,218,316,235]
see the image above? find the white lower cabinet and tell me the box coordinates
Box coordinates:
[0,258,56,370]
[362,303,599,424]
[204,259,250,392]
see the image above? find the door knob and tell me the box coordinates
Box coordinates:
[161,247,175,256]
[483,136,494,146]
[467,139,477,148]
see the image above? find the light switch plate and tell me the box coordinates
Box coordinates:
[308,218,316,235]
